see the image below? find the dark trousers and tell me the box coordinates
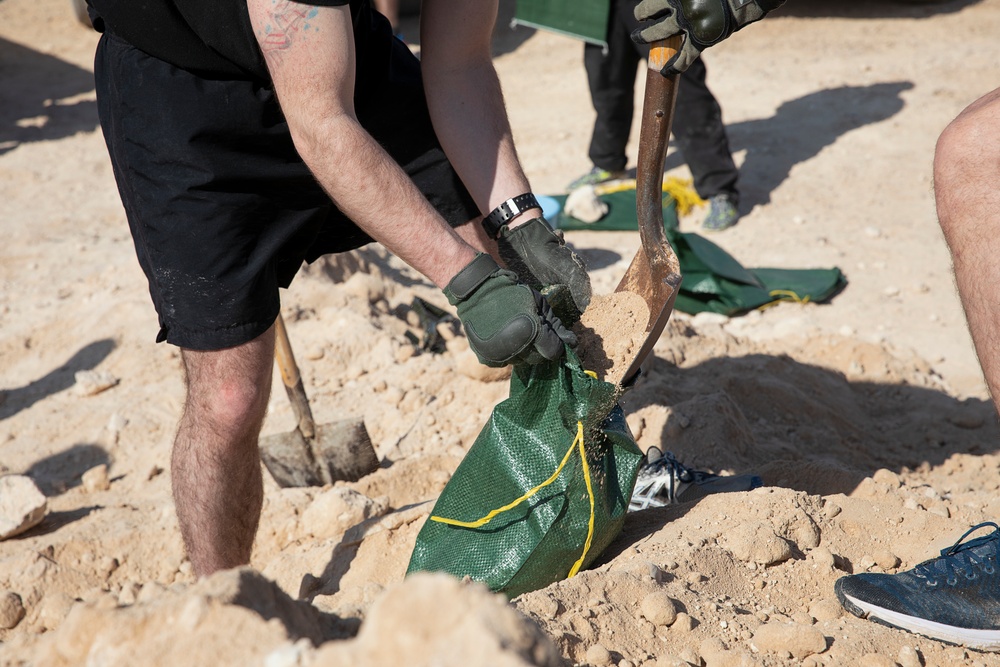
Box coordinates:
[584,0,739,201]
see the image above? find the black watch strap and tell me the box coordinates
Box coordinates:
[481,193,540,239]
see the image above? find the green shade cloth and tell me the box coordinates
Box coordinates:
[511,0,611,47]
[407,348,643,599]
[553,190,848,316]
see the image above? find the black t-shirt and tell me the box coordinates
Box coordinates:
[87,0,357,82]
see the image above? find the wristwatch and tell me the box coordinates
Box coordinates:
[481,193,540,239]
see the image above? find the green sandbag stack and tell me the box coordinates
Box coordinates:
[407,348,643,598]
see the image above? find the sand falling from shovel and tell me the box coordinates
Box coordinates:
[571,290,651,387]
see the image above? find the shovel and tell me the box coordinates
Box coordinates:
[615,36,685,386]
[259,313,380,487]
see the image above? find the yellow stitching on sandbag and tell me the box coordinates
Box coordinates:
[429,421,598,579]
[568,420,596,577]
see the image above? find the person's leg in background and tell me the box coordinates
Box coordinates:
[937,88,1000,407]
[671,57,741,231]
[569,0,641,190]
[832,87,1000,650]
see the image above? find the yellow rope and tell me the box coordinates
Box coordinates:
[430,421,597,579]
[592,176,704,217]
[661,176,704,217]
[568,423,596,577]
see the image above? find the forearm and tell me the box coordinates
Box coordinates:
[420,7,540,229]
[296,113,476,288]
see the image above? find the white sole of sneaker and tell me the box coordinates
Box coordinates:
[842,592,1000,651]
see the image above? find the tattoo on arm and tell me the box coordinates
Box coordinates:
[258,1,321,66]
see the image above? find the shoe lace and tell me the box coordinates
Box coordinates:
[629,448,710,511]
[913,522,1000,587]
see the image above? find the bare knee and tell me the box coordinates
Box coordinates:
[180,329,275,442]
[935,88,1000,238]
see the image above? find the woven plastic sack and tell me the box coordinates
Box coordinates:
[406,348,643,598]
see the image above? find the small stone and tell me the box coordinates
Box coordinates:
[860,653,896,667]
[0,475,47,539]
[678,647,701,665]
[809,547,836,570]
[671,612,694,632]
[809,599,842,622]
[685,572,705,585]
[73,370,119,396]
[727,522,794,566]
[792,611,814,626]
[752,622,827,660]
[897,645,922,667]
[0,591,25,629]
[929,505,951,519]
[585,643,613,666]
[304,346,325,361]
[872,468,901,488]
[82,464,111,493]
[640,591,678,626]
[873,549,900,570]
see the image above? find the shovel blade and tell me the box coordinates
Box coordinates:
[259,418,379,488]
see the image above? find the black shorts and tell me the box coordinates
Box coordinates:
[94,32,479,351]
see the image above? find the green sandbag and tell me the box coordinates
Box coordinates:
[406,348,643,599]
[552,189,847,316]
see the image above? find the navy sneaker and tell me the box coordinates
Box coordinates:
[835,522,1000,650]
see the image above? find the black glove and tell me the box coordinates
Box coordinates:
[495,217,592,323]
[633,0,786,76]
[444,253,577,367]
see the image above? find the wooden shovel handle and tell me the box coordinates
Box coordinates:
[635,36,684,278]
[273,313,316,440]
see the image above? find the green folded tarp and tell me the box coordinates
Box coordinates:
[552,190,847,316]
[511,0,611,48]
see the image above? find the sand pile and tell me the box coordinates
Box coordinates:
[6,0,1000,665]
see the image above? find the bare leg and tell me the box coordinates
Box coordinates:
[171,325,275,576]
[936,87,1000,404]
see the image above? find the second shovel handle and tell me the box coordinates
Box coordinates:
[273,313,316,440]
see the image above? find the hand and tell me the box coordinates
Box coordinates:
[444,253,577,367]
[495,217,592,322]
[632,0,786,75]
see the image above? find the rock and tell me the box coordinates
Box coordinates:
[752,622,827,660]
[726,522,794,566]
[311,572,563,666]
[808,599,842,622]
[0,475,47,539]
[82,464,111,493]
[873,549,900,570]
[671,612,695,632]
[73,370,119,396]
[585,643,613,666]
[300,487,388,538]
[897,645,922,667]
[38,568,337,666]
[0,590,25,629]
[860,653,896,667]
[639,592,678,627]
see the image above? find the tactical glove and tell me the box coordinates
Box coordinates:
[633,0,786,76]
[495,217,592,323]
[444,253,577,367]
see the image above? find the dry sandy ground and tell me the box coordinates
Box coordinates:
[3,0,1000,665]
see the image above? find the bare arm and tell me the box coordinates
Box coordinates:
[419,0,541,228]
[246,0,476,287]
